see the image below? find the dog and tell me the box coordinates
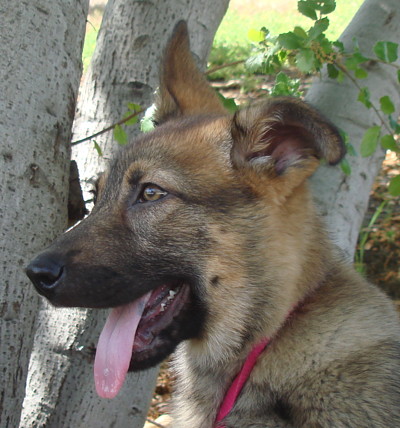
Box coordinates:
[26,21,400,427]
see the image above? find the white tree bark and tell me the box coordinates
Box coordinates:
[73,0,230,199]
[0,1,89,427]
[21,1,229,428]
[308,0,400,259]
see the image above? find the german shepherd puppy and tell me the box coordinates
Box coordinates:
[26,22,400,427]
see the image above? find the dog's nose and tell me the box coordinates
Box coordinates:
[25,254,64,298]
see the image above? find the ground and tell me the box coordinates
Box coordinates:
[363,151,400,299]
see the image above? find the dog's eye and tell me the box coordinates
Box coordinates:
[138,185,168,203]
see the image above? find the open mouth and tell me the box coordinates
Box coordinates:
[94,281,190,399]
[133,282,189,353]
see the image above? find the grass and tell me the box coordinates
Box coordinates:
[209,0,364,80]
[215,0,364,46]
[83,0,365,75]
[82,11,103,70]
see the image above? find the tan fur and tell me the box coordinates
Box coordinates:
[26,21,400,428]
[155,23,400,428]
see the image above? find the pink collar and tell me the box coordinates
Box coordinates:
[215,337,270,427]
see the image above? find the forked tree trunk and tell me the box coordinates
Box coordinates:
[17,0,399,427]
[22,1,229,427]
[0,1,89,427]
[72,0,230,199]
[308,0,400,258]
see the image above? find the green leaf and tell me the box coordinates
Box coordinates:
[380,95,395,115]
[389,116,400,134]
[340,157,351,176]
[278,32,304,49]
[93,140,103,157]
[345,141,357,157]
[336,69,345,83]
[271,72,302,97]
[357,87,372,109]
[113,124,128,145]
[123,111,139,126]
[381,134,398,152]
[217,93,238,113]
[354,68,368,79]
[276,72,290,84]
[333,40,345,52]
[360,126,381,157]
[278,50,288,62]
[373,41,398,63]
[327,63,339,79]
[345,52,368,71]
[389,175,400,196]
[308,18,330,41]
[127,102,141,112]
[318,35,333,54]
[298,1,318,20]
[224,98,238,113]
[339,128,349,144]
[293,26,308,39]
[245,53,265,72]
[248,29,265,43]
[320,0,336,14]
[344,57,358,71]
[296,49,316,73]
[353,52,369,64]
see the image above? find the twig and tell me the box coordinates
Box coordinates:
[205,59,246,75]
[71,108,144,146]
[368,58,400,70]
[334,61,393,136]
[145,418,166,428]
[86,19,98,32]
[71,60,245,146]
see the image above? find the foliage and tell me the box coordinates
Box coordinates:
[245,0,400,194]
[208,42,251,80]
[112,103,141,145]
[207,0,363,80]
[78,0,399,199]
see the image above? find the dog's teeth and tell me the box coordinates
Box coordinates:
[168,290,177,300]
[160,303,166,312]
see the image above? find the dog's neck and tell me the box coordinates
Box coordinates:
[215,301,301,426]
[173,296,311,428]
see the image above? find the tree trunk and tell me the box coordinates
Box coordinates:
[22,1,229,427]
[308,0,400,259]
[72,0,230,200]
[0,1,89,427]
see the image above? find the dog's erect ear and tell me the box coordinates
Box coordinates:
[154,21,225,124]
[231,97,345,188]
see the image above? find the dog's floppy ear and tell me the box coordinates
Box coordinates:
[154,21,225,124]
[230,97,345,194]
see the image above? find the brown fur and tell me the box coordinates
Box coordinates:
[26,22,400,427]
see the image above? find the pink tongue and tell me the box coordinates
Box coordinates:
[94,292,151,398]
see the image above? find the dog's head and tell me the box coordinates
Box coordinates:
[26,21,344,398]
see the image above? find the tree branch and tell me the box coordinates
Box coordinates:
[205,59,246,75]
[70,108,144,146]
[334,61,393,135]
[145,418,166,428]
[71,59,247,147]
